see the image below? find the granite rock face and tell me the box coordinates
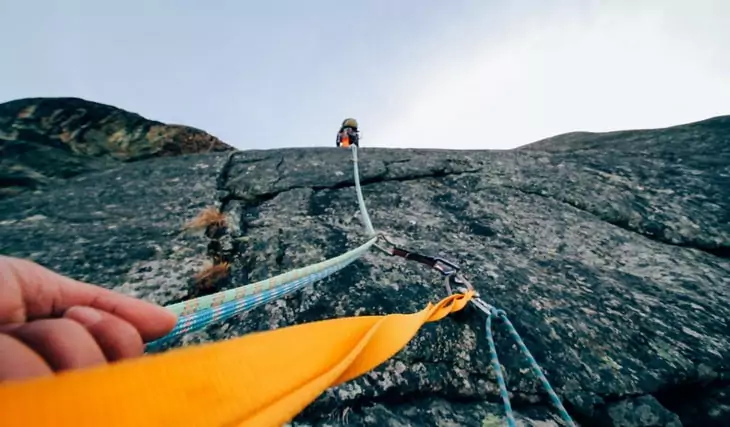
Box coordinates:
[1,116,729,427]
[0,97,233,199]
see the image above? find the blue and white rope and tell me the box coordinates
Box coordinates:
[486,308,576,427]
[485,312,517,427]
[147,145,379,350]
[147,238,376,350]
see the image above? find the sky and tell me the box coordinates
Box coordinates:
[2,0,729,150]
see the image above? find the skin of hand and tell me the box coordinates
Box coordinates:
[0,255,178,382]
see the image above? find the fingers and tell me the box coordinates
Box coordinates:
[0,255,63,323]
[0,258,27,324]
[64,306,144,361]
[5,318,106,372]
[0,308,149,382]
[0,255,178,342]
[0,256,178,383]
[0,334,52,381]
[68,290,179,342]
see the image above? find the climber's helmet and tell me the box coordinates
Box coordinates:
[341,118,358,130]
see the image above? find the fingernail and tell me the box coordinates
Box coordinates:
[65,306,102,327]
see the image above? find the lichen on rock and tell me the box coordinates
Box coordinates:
[1,110,729,426]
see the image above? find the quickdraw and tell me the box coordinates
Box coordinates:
[373,235,576,426]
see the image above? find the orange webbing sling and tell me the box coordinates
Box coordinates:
[0,291,474,427]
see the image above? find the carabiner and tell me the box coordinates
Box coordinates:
[443,273,493,315]
[375,235,462,278]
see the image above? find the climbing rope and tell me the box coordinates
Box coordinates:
[0,143,577,427]
[147,145,379,349]
[148,143,577,425]
[354,142,576,426]
[474,296,577,427]
[351,145,375,236]
[147,237,377,349]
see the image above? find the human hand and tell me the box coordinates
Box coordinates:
[0,255,178,382]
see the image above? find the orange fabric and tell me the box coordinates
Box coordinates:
[340,133,350,147]
[0,291,474,427]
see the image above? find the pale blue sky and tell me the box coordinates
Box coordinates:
[2,0,729,150]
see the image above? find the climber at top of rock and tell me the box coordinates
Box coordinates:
[336,118,360,148]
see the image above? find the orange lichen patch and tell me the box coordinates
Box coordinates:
[17,105,37,119]
[193,262,230,292]
[107,128,130,146]
[184,206,227,231]
[161,124,233,154]
[146,124,175,143]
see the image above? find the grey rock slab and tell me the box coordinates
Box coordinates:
[194,144,729,426]
[1,116,729,426]
[0,152,228,304]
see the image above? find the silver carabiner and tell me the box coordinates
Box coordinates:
[444,274,494,315]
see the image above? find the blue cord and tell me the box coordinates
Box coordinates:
[485,307,577,427]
